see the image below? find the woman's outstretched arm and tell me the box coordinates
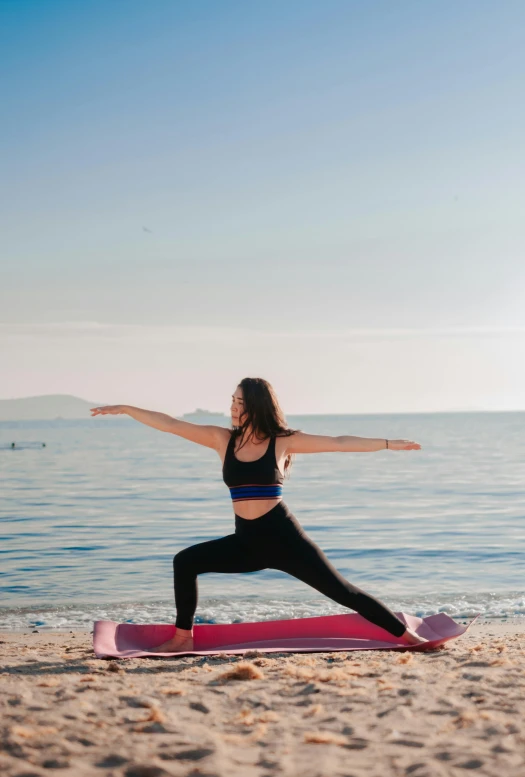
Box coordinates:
[90,405,226,450]
[285,431,421,454]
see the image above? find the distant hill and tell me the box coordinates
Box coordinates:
[0,394,102,421]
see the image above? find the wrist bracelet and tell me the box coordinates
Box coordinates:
[385,439,389,449]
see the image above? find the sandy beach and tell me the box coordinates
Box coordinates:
[1,620,524,777]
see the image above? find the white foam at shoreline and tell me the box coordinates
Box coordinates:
[1,592,524,631]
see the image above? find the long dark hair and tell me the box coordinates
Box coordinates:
[232,377,299,477]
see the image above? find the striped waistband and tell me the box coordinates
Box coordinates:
[229,484,283,502]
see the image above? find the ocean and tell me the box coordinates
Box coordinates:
[1,412,524,630]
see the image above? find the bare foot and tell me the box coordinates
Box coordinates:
[402,626,428,646]
[150,635,194,654]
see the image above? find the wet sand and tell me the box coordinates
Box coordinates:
[1,619,524,776]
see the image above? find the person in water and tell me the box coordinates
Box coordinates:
[90,377,428,653]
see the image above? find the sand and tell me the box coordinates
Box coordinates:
[1,619,524,777]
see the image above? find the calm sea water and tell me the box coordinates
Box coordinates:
[1,413,524,630]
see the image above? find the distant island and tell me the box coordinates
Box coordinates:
[0,396,229,422]
[0,394,101,421]
[182,408,227,419]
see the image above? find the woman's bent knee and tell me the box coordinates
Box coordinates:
[173,548,193,570]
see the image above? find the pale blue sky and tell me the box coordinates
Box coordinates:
[2,1,525,412]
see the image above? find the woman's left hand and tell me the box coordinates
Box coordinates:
[387,439,421,451]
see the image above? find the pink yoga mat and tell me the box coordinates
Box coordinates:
[93,612,479,658]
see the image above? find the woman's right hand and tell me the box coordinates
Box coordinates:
[90,405,128,416]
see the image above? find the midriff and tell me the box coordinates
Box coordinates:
[233,497,283,520]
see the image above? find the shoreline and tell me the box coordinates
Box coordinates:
[1,619,524,776]
[2,615,524,636]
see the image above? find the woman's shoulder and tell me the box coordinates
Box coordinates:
[274,429,298,455]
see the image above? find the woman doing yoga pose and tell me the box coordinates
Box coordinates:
[91,377,427,652]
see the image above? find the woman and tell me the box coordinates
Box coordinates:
[91,377,427,652]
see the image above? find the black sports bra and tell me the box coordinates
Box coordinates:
[222,433,284,503]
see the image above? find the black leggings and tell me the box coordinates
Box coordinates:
[173,501,407,638]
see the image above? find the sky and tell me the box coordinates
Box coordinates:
[1,0,525,415]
